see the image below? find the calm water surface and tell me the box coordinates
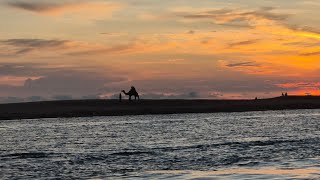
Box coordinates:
[1,109,320,179]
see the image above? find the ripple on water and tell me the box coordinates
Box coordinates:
[1,109,320,179]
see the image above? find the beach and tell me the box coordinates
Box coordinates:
[0,96,320,120]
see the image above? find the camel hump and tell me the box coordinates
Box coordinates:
[130,86,137,92]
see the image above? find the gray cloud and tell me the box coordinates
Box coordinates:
[0,62,88,77]
[178,7,290,27]
[4,0,122,16]
[0,73,298,103]
[1,38,69,55]
[6,1,63,13]
[184,8,289,21]
[209,92,224,98]
[289,25,320,35]
[52,95,73,101]
[26,96,47,102]
[82,94,101,99]
[23,71,127,94]
[67,44,136,56]
[0,63,41,76]
[0,96,25,104]
[284,41,320,47]
[299,51,320,56]
[128,75,283,95]
[2,39,68,48]
[0,62,128,99]
[187,30,195,34]
[229,40,259,47]
[226,61,259,67]
[1,38,136,56]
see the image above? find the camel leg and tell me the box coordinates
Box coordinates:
[129,95,132,101]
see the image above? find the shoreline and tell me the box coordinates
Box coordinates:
[1,96,320,120]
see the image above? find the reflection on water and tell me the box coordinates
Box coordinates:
[1,109,320,179]
[142,167,320,179]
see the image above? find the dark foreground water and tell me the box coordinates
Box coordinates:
[1,109,320,179]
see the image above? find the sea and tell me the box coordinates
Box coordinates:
[1,109,320,179]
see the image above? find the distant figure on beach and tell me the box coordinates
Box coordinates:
[285,92,288,97]
[119,93,122,102]
[282,93,284,97]
[122,86,140,101]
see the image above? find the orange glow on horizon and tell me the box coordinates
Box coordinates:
[150,167,320,179]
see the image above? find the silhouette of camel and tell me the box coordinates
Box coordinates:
[122,86,140,101]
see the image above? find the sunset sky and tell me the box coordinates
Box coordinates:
[0,0,319,102]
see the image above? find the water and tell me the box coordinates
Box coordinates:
[1,109,320,179]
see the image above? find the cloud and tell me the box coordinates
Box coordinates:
[0,94,101,103]
[0,63,54,85]
[225,61,259,67]
[0,96,25,104]
[276,82,320,89]
[82,94,100,99]
[107,89,201,100]
[173,7,320,41]
[0,62,128,98]
[0,36,201,59]
[67,44,137,56]
[6,1,65,13]
[299,51,320,56]
[0,63,38,76]
[228,40,259,47]
[178,7,290,27]
[275,82,320,95]
[288,25,320,35]
[52,95,73,101]
[217,59,289,76]
[1,37,153,58]
[1,38,138,57]
[127,74,284,96]
[2,39,68,48]
[137,12,168,21]
[1,39,69,55]
[187,30,195,34]
[26,96,47,102]
[284,41,320,48]
[209,91,224,98]
[172,6,320,43]
[140,91,200,99]
[100,32,127,37]
[23,71,127,94]
[5,0,122,18]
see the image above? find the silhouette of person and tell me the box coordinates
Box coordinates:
[285,92,288,97]
[119,93,122,102]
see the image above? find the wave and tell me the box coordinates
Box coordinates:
[2,152,54,159]
[114,138,320,156]
[148,138,320,152]
[110,151,156,156]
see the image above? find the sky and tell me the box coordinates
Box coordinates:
[0,0,319,102]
